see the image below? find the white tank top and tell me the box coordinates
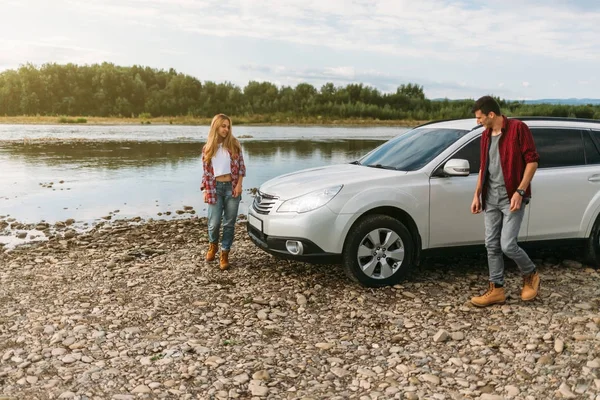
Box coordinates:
[212,144,231,176]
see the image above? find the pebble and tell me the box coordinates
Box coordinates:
[433,329,449,343]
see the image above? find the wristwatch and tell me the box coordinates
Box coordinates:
[516,189,526,197]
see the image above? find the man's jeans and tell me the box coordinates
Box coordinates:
[484,199,536,285]
[207,181,241,250]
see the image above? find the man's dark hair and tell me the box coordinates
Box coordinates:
[471,95,501,115]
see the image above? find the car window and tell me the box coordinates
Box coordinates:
[359,127,469,171]
[530,128,585,168]
[451,137,481,174]
[584,131,600,164]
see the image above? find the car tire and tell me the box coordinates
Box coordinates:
[342,214,415,287]
[585,215,600,269]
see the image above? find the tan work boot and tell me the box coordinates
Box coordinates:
[206,242,218,262]
[219,250,230,270]
[471,282,506,307]
[521,271,540,301]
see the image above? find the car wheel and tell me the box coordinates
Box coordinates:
[585,215,600,269]
[342,214,415,287]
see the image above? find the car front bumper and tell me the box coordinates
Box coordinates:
[246,206,345,264]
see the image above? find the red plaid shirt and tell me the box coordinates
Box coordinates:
[201,145,246,204]
[479,115,540,208]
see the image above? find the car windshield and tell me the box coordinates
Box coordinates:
[358,127,470,171]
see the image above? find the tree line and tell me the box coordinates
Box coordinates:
[1,62,599,121]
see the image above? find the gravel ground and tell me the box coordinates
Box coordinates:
[1,217,599,400]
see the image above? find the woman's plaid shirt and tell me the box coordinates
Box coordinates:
[201,146,246,204]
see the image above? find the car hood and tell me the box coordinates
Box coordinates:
[258,163,407,200]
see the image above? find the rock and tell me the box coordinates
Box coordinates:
[233,373,249,384]
[131,385,151,393]
[296,293,307,305]
[554,339,564,353]
[587,359,600,369]
[557,383,577,399]
[51,348,67,356]
[248,380,269,397]
[62,355,77,364]
[480,395,504,400]
[257,310,268,320]
[58,392,76,399]
[537,355,553,365]
[252,370,270,381]
[331,367,350,378]
[505,385,520,397]
[420,374,440,385]
[315,342,334,350]
[204,356,225,367]
[433,329,449,343]
[451,332,465,341]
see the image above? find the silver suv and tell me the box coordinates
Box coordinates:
[247,117,600,287]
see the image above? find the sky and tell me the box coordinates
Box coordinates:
[1,0,599,100]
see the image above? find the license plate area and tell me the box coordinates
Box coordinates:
[248,213,263,232]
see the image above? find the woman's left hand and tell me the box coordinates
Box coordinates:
[233,183,243,198]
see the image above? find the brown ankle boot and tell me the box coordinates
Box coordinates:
[206,242,218,262]
[521,271,540,301]
[471,282,506,307]
[219,250,230,270]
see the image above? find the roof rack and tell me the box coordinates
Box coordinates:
[510,116,600,124]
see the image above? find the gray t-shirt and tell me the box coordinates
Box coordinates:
[486,133,508,205]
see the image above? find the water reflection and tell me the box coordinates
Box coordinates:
[0,139,384,169]
[0,138,385,224]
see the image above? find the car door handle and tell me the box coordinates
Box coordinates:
[589,175,600,182]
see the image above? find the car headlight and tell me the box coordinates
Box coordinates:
[277,185,343,213]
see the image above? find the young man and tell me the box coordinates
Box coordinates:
[470,96,541,307]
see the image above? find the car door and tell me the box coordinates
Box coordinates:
[428,136,515,247]
[526,127,599,240]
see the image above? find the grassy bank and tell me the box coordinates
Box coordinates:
[0,115,427,127]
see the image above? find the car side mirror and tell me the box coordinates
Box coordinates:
[444,159,470,176]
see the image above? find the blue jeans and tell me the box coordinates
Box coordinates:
[207,181,241,251]
[484,198,536,285]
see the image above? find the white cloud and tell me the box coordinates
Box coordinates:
[522,82,531,88]
[61,0,600,61]
[0,39,113,70]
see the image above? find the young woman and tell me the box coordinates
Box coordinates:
[201,113,246,270]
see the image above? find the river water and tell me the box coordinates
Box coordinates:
[0,124,409,245]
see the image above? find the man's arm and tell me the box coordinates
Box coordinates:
[474,168,483,197]
[510,123,540,211]
[471,168,483,214]
[518,162,538,192]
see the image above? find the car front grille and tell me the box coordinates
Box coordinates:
[252,191,279,214]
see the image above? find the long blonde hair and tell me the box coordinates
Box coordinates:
[203,113,241,162]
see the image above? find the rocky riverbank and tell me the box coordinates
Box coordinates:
[1,217,599,400]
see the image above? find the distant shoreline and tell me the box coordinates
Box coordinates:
[0,115,426,127]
